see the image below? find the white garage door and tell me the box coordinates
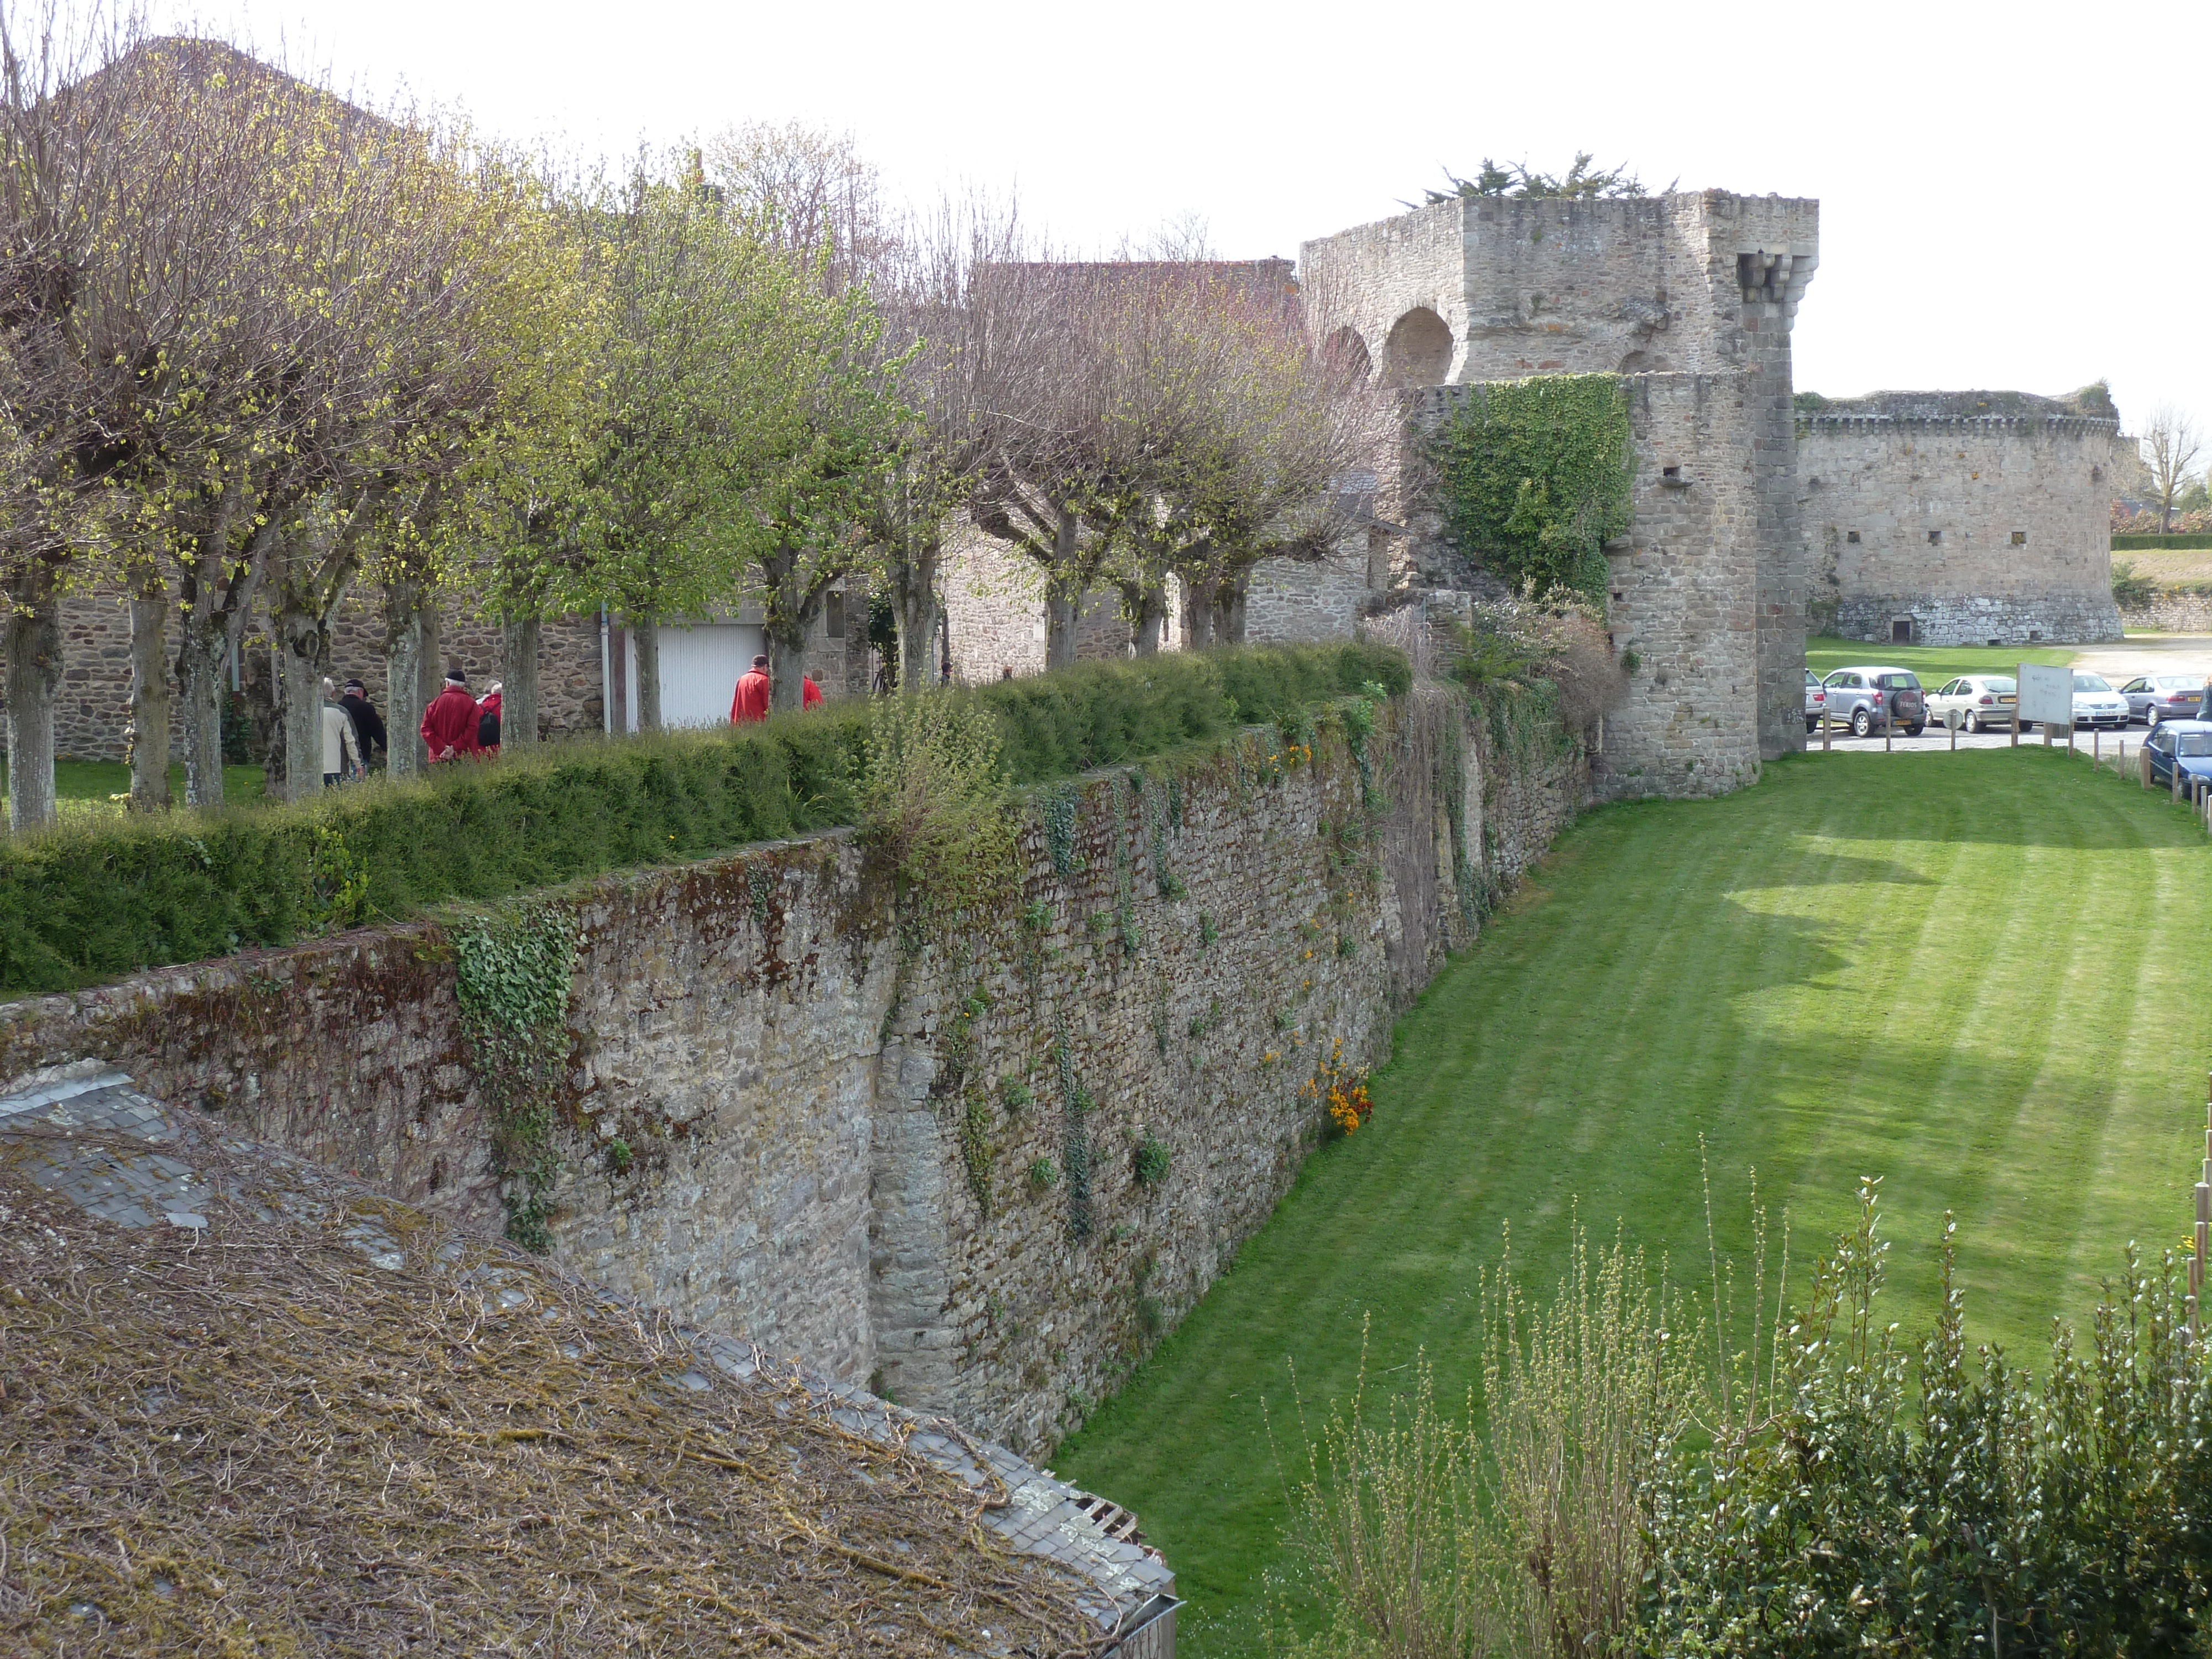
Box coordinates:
[622,623,765,731]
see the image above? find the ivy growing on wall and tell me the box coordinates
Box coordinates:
[1431,373,1634,600]
[451,900,581,1251]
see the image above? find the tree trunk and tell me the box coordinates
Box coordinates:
[501,614,541,751]
[769,623,810,713]
[893,540,940,693]
[383,577,430,780]
[1218,572,1249,645]
[633,616,662,733]
[175,611,229,812]
[174,517,270,810]
[276,595,331,802]
[2,566,61,832]
[1042,507,1083,671]
[1181,575,1214,650]
[126,585,173,813]
[1130,582,1168,656]
[1045,592,1081,670]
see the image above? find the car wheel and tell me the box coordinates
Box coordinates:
[1806,717,1818,734]
[1850,708,1872,738]
[1964,711,1980,733]
[1906,723,1924,737]
[2148,708,2161,729]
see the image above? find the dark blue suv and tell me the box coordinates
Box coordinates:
[2143,720,2212,792]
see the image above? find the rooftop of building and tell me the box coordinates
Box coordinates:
[0,1065,1173,1655]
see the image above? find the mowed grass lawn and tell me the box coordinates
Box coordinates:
[1056,745,2209,1657]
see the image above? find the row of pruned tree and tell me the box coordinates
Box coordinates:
[0,13,1386,830]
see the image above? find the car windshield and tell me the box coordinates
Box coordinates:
[2178,734,2212,758]
[1981,677,2016,692]
[1876,673,1919,690]
[2074,673,2112,692]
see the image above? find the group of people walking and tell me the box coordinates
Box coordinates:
[315,662,501,787]
[316,653,825,787]
[728,654,820,723]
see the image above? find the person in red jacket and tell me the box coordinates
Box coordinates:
[801,674,823,709]
[729,655,770,724]
[421,665,483,763]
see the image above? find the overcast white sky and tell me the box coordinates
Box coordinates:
[181,0,2210,442]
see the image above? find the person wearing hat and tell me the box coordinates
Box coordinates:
[420,663,484,763]
[339,678,387,771]
[729,654,771,724]
[319,677,364,787]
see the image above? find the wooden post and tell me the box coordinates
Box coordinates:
[1822,712,1831,752]
[1885,724,1892,753]
[2143,743,2154,789]
[1950,718,1958,752]
[2011,715,2018,748]
[2094,729,2101,765]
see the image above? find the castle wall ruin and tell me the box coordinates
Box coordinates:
[1797,393,2121,645]
[1299,190,1818,798]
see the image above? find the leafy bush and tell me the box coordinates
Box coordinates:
[1430,375,1634,600]
[1646,1185,2212,1657]
[2112,558,2158,607]
[1275,1186,2212,1659]
[0,641,1405,993]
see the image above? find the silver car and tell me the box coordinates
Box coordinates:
[1925,675,2016,732]
[1819,666,1928,737]
[2118,674,2206,727]
[1804,670,1826,733]
[2068,672,2131,731]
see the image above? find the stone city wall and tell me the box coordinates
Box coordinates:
[0,693,1587,1454]
[1801,409,2121,645]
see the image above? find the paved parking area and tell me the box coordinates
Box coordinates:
[1808,723,2149,759]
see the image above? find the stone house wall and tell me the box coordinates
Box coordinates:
[1799,411,2121,645]
[0,690,1586,1455]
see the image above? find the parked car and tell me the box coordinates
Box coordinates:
[1819,666,1928,737]
[2143,721,2212,792]
[1804,669,1826,733]
[1925,675,2016,733]
[2065,672,2131,731]
[2119,674,2206,727]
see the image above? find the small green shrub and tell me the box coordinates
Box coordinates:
[2112,558,2157,609]
[1133,1136,1172,1187]
[1027,1157,1058,1190]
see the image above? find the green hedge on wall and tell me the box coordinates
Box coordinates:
[2112,533,2212,550]
[0,641,1407,994]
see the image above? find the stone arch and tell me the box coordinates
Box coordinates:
[1618,349,1655,374]
[1323,326,1372,387]
[1381,307,1453,388]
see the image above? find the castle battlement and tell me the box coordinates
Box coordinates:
[1801,414,2119,437]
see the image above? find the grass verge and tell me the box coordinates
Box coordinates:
[1055,743,2208,1657]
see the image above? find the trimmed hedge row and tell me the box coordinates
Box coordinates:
[0,641,1407,994]
[2112,533,2212,550]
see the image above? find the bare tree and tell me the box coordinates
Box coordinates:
[859,194,1041,690]
[703,120,895,295]
[2142,404,2205,535]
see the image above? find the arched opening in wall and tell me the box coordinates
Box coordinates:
[1323,326,1372,387]
[1618,350,1655,374]
[1381,307,1453,388]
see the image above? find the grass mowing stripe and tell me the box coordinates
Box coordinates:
[1055,745,2212,1657]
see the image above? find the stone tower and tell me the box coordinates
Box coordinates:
[1301,190,1819,799]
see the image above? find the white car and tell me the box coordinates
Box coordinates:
[1924,675,2017,733]
[2064,672,2131,731]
